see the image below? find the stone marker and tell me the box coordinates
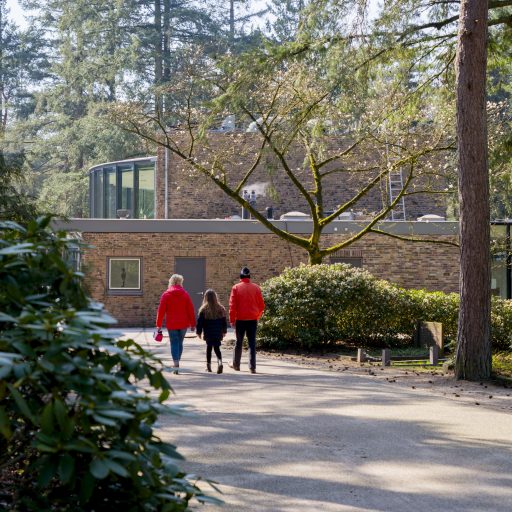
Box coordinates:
[414,321,443,351]
[357,348,367,363]
[382,349,391,367]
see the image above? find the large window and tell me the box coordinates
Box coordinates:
[137,164,155,219]
[105,167,117,219]
[92,170,104,218]
[89,158,156,219]
[108,257,142,295]
[119,165,135,216]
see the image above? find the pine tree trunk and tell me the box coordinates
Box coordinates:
[455,0,492,380]
[154,0,163,114]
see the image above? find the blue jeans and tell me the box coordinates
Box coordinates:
[168,328,187,364]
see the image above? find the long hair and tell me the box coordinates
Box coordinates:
[199,289,226,320]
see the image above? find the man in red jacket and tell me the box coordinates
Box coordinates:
[229,267,265,373]
[156,274,196,373]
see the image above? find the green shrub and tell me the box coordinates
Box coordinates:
[490,297,512,351]
[0,218,216,511]
[258,263,512,352]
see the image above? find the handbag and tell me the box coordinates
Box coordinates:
[153,329,163,342]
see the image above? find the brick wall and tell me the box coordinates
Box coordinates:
[81,230,459,327]
[157,133,448,221]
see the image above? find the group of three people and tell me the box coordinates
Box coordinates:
[155,267,265,374]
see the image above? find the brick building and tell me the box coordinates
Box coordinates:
[56,218,460,327]
[79,131,464,327]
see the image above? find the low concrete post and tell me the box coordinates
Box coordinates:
[357,348,367,363]
[382,349,391,367]
[429,345,439,365]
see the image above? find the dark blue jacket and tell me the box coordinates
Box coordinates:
[196,311,227,343]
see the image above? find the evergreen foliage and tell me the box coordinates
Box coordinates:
[0,217,216,510]
[258,264,512,352]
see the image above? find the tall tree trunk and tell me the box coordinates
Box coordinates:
[229,0,235,48]
[154,0,163,115]
[455,0,491,380]
[0,0,5,138]
[163,0,171,83]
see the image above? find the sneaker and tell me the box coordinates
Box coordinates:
[172,369,179,375]
[206,363,212,372]
[228,362,240,371]
[217,363,224,374]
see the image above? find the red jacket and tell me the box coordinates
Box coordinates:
[229,278,265,325]
[156,285,196,330]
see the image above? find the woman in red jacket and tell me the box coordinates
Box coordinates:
[156,274,196,374]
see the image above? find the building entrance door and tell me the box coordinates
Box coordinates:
[175,257,206,313]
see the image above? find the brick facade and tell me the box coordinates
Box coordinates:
[76,221,459,327]
[158,133,448,221]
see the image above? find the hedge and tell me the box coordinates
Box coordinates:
[258,263,512,352]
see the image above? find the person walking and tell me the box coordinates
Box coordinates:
[196,289,227,374]
[229,266,265,374]
[156,274,196,374]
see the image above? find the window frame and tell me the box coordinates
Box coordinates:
[107,257,143,296]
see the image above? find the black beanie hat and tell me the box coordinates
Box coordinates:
[240,266,251,278]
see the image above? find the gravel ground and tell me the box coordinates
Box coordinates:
[255,347,512,413]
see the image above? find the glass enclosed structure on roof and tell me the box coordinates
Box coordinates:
[89,157,156,219]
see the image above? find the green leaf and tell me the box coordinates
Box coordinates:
[58,454,75,484]
[104,458,129,478]
[0,366,11,379]
[7,383,36,424]
[79,472,95,504]
[0,406,12,440]
[107,449,137,462]
[38,358,55,372]
[38,456,57,487]
[40,402,55,434]
[159,389,171,403]
[63,440,96,453]
[89,458,109,479]
[53,398,68,431]
[36,443,59,453]
[95,409,134,420]
[158,442,184,460]
[0,312,17,322]
[92,414,118,427]
[0,242,34,255]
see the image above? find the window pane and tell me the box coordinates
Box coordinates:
[119,165,134,217]
[109,258,140,289]
[137,164,155,219]
[105,167,116,218]
[93,169,104,217]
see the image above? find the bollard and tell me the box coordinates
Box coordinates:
[429,345,439,365]
[357,348,367,363]
[382,349,391,367]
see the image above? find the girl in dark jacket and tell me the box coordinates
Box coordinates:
[197,289,227,374]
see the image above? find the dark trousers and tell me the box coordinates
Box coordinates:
[206,345,222,364]
[234,320,257,370]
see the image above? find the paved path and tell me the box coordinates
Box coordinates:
[127,329,512,512]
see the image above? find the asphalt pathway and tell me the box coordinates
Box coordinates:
[126,329,512,512]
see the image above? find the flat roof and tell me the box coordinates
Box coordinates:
[88,156,157,172]
[53,218,459,236]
